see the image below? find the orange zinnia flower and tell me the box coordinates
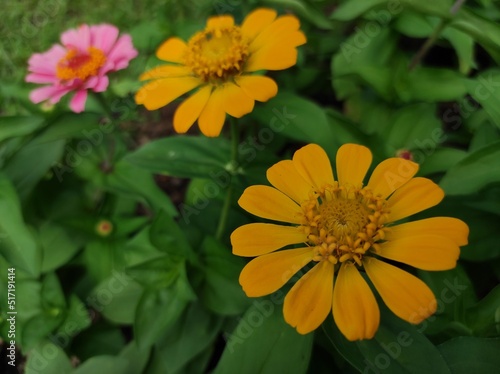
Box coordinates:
[135,8,306,137]
[231,144,469,340]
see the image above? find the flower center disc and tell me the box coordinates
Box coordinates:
[302,185,389,266]
[56,47,106,81]
[184,26,249,83]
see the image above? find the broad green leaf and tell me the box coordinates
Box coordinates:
[73,356,129,374]
[55,296,91,342]
[124,135,230,179]
[395,68,467,102]
[214,303,314,374]
[263,0,333,29]
[25,341,73,374]
[252,91,335,147]
[127,256,183,289]
[118,341,150,374]
[463,70,500,129]
[32,112,105,144]
[3,138,65,199]
[325,305,451,374]
[134,265,194,348]
[465,285,500,336]
[438,337,500,372]
[0,116,45,142]
[39,222,82,272]
[153,302,223,373]
[95,276,143,325]
[0,174,40,276]
[440,141,500,195]
[105,159,177,217]
[201,236,250,316]
[418,147,468,176]
[70,323,125,360]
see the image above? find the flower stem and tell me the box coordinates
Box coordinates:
[408,0,467,71]
[92,91,113,119]
[215,118,239,241]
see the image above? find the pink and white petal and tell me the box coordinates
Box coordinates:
[87,75,109,92]
[29,85,70,104]
[27,45,66,75]
[62,25,90,51]
[106,35,138,71]
[26,72,58,84]
[90,24,119,54]
[69,90,88,113]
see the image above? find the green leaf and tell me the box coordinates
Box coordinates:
[33,112,105,144]
[3,138,65,199]
[55,296,91,342]
[71,323,125,360]
[325,305,451,374]
[134,264,194,349]
[153,303,223,373]
[465,285,500,336]
[215,303,313,374]
[201,236,250,316]
[463,70,500,129]
[118,341,151,374]
[25,341,73,374]
[0,116,45,142]
[125,135,230,179]
[262,0,333,29]
[0,173,40,276]
[105,159,177,217]
[252,91,334,146]
[440,141,500,195]
[395,68,467,102]
[39,222,81,272]
[95,276,143,325]
[73,356,129,374]
[127,256,183,289]
[419,147,468,176]
[438,337,500,373]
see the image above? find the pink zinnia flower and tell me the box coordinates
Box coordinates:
[26,24,138,113]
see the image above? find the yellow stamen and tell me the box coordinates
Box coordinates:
[56,47,106,82]
[184,25,249,83]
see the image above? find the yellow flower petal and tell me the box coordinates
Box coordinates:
[220,83,255,118]
[241,8,277,42]
[386,217,469,246]
[367,158,419,199]
[139,65,192,81]
[231,223,307,257]
[364,257,437,324]
[336,144,372,187]
[333,263,379,341]
[235,75,278,102]
[293,144,335,192]
[245,15,306,72]
[283,261,334,334]
[387,177,444,222]
[134,77,201,110]
[156,37,187,63]
[198,87,226,137]
[249,15,304,52]
[173,85,212,133]
[266,160,314,204]
[206,15,234,29]
[239,247,313,297]
[377,235,460,271]
[238,185,302,224]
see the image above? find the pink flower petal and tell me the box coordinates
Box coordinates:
[61,24,90,51]
[90,24,119,54]
[29,85,71,104]
[27,45,66,75]
[106,34,138,71]
[69,90,88,113]
[26,72,58,84]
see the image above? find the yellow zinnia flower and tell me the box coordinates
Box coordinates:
[231,144,469,340]
[135,8,306,137]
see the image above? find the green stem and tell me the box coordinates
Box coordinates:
[215,118,239,241]
[408,0,467,71]
[92,91,113,119]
